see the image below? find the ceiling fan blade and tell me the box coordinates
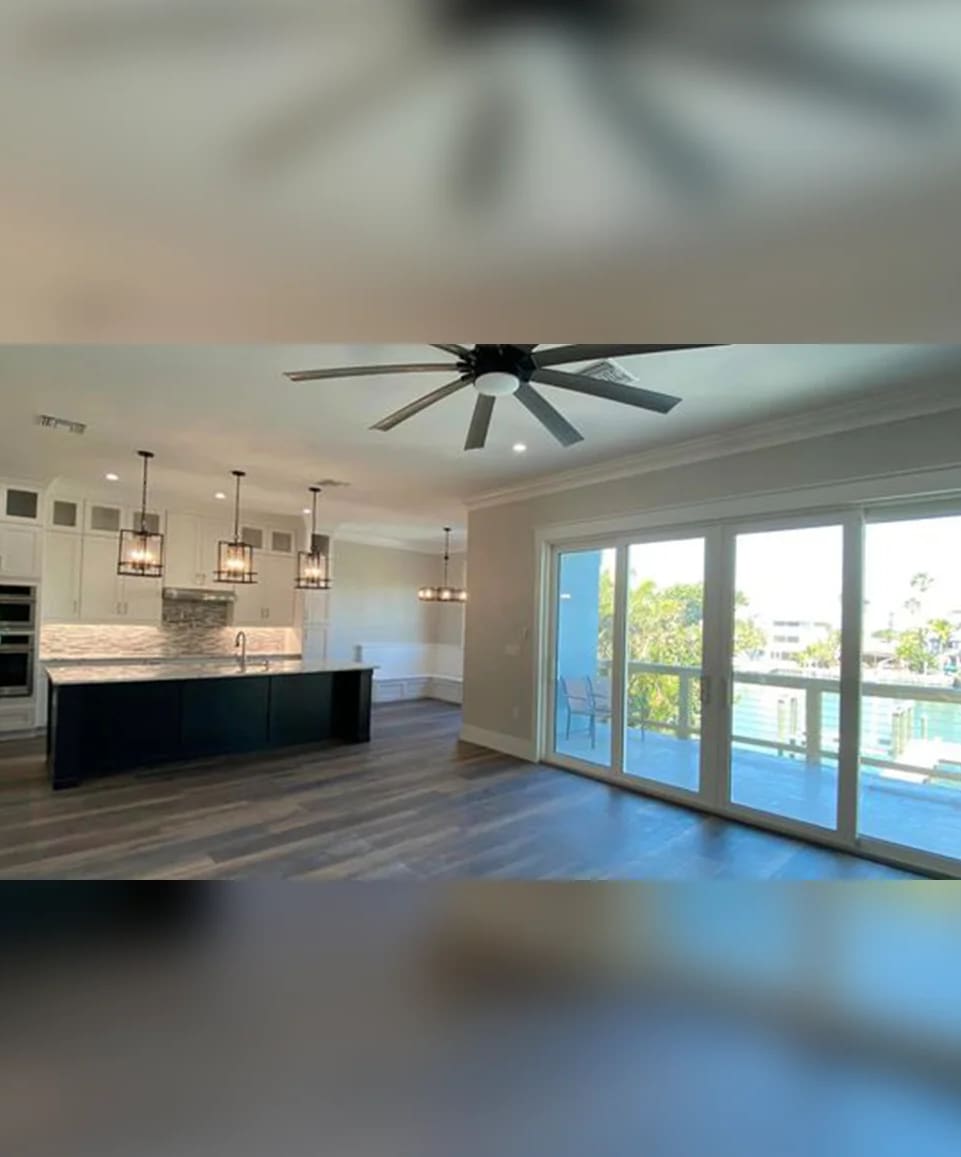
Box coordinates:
[575,48,723,200]
[534,344,717,368]
[286,363,458,383]
[236,50,427,172]
[431,344,471,359]
[465,395,496,451]
[451,72,518,213]
[514,383,584,448]
[711,30,950,124]
[371,375,473,432]
[532,368,681,415]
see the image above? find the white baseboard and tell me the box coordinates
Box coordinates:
[459,724,537,762]
[427,677,463,704]
[373,675,463,705]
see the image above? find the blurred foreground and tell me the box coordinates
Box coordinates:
[3,884,961,1156]
[0,1,959,338]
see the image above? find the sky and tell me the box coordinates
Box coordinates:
[589,515,961,634]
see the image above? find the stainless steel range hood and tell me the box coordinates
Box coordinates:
[162,587,236,604]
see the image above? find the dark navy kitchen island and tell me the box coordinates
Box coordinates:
[46,661,374,789]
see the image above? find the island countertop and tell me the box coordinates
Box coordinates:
[46,659,377,687]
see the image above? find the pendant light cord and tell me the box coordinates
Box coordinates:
[140,456,149,532]
[443,526,451,587]
[137,450,153,534]
[233,471,243,542]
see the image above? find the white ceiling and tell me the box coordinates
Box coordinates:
[2,344,959,546]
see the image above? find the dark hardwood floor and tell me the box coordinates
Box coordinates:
[0,701,919,879]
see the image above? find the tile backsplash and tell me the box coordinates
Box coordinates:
[41,624,300,661]
[162,599,231,628]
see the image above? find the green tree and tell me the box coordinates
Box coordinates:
[797,627,841,669]
[596,575,766,730]
[929,618,955,654]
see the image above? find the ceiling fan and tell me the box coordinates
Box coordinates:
[285,343,718,451]
[25,3,952,215]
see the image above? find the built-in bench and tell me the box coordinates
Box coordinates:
[352,643,463,705]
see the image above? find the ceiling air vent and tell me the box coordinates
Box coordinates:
[579,360,638,387]
[37,414,87,435]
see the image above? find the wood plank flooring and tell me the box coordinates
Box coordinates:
[0,701,919,879]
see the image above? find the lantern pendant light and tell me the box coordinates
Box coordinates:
[296,487,332,590]
[418,527,467,603]
[214,470,257,584]
[118,450,164,578]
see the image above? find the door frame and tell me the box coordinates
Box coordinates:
[537,495,961,879]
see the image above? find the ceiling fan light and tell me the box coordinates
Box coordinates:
[474,371,519,398]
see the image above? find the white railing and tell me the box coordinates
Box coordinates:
[597,660,961,784]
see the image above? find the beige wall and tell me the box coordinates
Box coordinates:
[463,407,961,746]
[327,540,465,661]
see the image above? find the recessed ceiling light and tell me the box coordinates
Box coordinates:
[512,443,527,454]
[302,508,311,515]
[214,492,227,501]
[105,472,120,482]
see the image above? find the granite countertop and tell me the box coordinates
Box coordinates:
[41,652,300,667]
[47,659,377,687]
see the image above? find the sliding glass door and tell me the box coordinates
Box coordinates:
[622,536,706,794]
[552,546,618,772]
[545,500,961,873]
[726,522,845,831]
[857,511,961,862]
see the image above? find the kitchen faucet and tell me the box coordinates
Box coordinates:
[235,630,247,671]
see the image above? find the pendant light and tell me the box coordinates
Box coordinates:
[214,470,257,584]
[419,527,467,603]
[296,487,332,590]
[117,450,164,578]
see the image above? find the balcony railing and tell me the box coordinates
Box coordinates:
[596,660,961,785]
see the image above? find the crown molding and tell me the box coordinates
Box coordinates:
[465,376,961,511]
[333,530,467,555]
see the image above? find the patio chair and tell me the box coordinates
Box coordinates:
[593,676,646,742]
[559,675,612,750]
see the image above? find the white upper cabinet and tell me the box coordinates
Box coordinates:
[0,525,41,579]
[262,553,295,624]
[164,512,203,588]
[198,516,231,586]
[35,487,302,626]
[79,535,161,623]
[43,531,83,621]
[79,536,124,622]
[165,512,232,588]
[233,553,296,626]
